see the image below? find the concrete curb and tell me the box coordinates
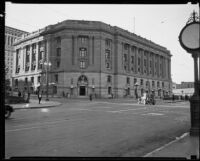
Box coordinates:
[13,102,62,110]
[143,132,190,157]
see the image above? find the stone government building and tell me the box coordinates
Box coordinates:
[13,20,172,98]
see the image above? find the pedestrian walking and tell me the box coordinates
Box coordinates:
[38,91,42,104]
[172,94,175,101]
[18,90,21,97]
[89,94,93,101]
[27,92,30,103]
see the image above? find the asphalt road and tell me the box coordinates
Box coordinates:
[5,99,190,158]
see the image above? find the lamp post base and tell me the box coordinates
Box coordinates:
[189,94,200,136]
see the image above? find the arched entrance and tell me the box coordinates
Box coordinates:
[77,75,88,96]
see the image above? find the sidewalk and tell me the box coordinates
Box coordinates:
[143,132,199,159]
[12,99,62,110]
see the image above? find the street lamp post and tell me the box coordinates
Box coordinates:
[179,11,200,136]
[44,61,51,101]
[134,82,139,99]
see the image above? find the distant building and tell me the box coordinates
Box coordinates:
[13,20,172,98]
[172,82,194,96]
[5,26,29,87]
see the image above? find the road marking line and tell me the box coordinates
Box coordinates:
[142,113,164,116]
[107,107,146,113]
[5,119,69,132]
[143,132,189,157]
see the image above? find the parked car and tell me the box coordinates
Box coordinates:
[5,104,14,119]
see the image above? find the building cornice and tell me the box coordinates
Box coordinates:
[40,20,171,56]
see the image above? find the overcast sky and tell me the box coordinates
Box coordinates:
[5,2,199,84]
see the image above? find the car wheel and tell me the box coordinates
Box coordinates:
[5,110,11,119]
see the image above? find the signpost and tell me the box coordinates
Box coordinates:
[179,11,200,136]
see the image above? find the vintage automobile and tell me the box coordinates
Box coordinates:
[5,104,14,119]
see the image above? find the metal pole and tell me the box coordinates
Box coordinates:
[193,54,198,95]
[198,54,200,81]
[46,64,49,101]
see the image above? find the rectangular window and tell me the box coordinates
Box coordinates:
[25,77,28,84]
[31,77,34,83]
[124,44,129,50]
[80,61,86,69]
[127,77,130,84]
[15,79,18,86]
[107,75,112,83]
[138,57,140,65]
[79,48,87,57]
[131,67,134,72]
[80,36,87,44]
[144,59,147,67]
[124,65,127,70]
[157,82,160,88]
[106,62,110,69]
[105,50,111,60]
[56,37,61,45]
[55,74,58,83]
[140,79,143,86]
[124,54,127,62]
[152,81,155,87]
[57,61,60,68]
[105,39,111,47]
[57,48,61,57]
[134,78,137,84]
[131,56,134,64]
[38,76,41,83]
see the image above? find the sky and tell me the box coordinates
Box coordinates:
[5,2,199,84]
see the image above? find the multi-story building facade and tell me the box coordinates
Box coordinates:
[5,26,29,87]
[13,20,172,98]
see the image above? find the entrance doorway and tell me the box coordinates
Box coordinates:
[79,86,86,96]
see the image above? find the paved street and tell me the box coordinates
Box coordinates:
[5,99,190,158]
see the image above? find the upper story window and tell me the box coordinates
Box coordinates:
[105,39,112,47]
[25,77,28,84]
[138,57,141,66]
[124,43,129,50]
[79,48,87,58]
[131,46,135,53]
[15,79,18,87]
[32,43,36,54]
[57,48,61,57]
[124,65,127,71]
[55,74,58,83]
[124,54,127,62]
[105,50,111,60]
[106,62,111,69]
[157,81,160,88]
[152,81,155,87]
[107,75,112,83]
[127,77,130,84]
[31,77,34,84]
[56,61,60,68]
[56,37,61,45]
[80,61,86,69]
[131,56,134,64]
[162,82,164,88]
[134,78,137,84]
[79,36,87,44]
[38,76,41,83]
[140,79,143,86]
[26,45,30,56]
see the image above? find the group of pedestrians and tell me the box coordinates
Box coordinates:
[137,92,155,105]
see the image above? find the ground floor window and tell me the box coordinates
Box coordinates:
[79,86,86,96]
[108,87,112,95]
[127,88,130,95]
